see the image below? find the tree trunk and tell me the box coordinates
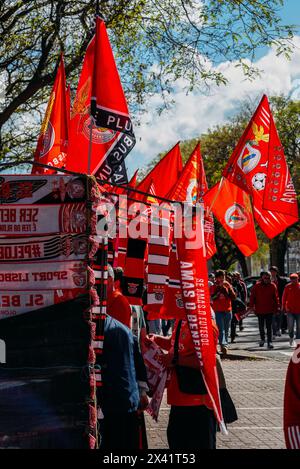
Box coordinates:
[236,251,249,277]
[269,233,288,275]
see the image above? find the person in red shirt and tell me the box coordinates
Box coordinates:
[282,273,300,348]
[145,318,219,449]
[249,271,280,349]
[210,270,236,355]
[283,341,300,449]
[107,265,132,329]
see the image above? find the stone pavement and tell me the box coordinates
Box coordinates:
[145,314,294,449]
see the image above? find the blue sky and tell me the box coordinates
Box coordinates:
[126,0,300,178]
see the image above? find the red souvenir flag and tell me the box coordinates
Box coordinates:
[32,55,68,173]
[252,189,296,239]
[66,84,71,132]
[66,19,134,183]
[137,142,183,198]
[168,142,216,259]
[91,17,135,179]
[284,343,300,449]
[203,178,258,256]
[176,213,225,430]
[222,95,271,193]
[264,117,298,219]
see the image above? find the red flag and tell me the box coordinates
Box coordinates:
[264,117,298,219]
[32,55,68,173]
[91,17,135,179]
[168,143,217,259]
[137,142,183,198]
[176,213,225,430]
[203,178,258,256]
[66,19,134,182]
[252,189,296,239]
[222,95,271,193]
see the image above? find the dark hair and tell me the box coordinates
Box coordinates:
[114,266,124,282]
[215,270,225,278]
[270,266,278,273]
[260,271,271,278]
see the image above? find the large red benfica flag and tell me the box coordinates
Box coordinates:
[137,142,183,198]
[66,18,134,183]
[222,94,298,234]
[203,178,258,256]
[32,55,68,173]
[176,213,225,430]
[168,142,217,259]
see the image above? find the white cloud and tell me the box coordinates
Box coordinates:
[126,36,300,176]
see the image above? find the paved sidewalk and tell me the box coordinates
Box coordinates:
[145,314,294,449]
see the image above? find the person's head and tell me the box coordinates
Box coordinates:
[209,273,215,282]
[215,270,225,284]
[226,272,233,283]
[234,271,241,281]
[107,264,115,296]
[113,266,124,291]
[260,271,272,284]
[270,266,279,279]
[290,273,299,285]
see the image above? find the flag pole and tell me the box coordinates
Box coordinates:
[207,176,225,213]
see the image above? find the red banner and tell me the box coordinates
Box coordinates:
[0,204,87,235]
[176,214,225,429]
[0,175,86,204]
[0,260,87,290]
[32,55,68,173]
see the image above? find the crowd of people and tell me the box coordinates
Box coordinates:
[99,264,300,450]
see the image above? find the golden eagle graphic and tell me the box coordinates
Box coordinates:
[252,122,269,144]
[71,78,91,119]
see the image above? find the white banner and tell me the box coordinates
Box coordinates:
[0,203,87,235]
[0,234,88,262]
[0,260,87,290]
[0,289,86,320]
[0,174,86,204]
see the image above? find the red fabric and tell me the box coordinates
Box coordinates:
[264,115,298,219]
[249,281,280,314]
[160,242,185,320]
[66,35,117,174]
[176,214,224,427]
[107,289,131,328]
[137,142,183,198]
[284,343,300,449]
[167,143,216,259]
[203,178,258,256]
[222,94,298,235]
[210,282,236,312]
[282,283,300,314]
[32,55,68,173]
[167,319,218,407]
[252,188,297,239]
[222,95,271,193]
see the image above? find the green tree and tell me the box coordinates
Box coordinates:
[0,0,295,165]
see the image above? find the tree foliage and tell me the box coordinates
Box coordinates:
[0,0,295,164]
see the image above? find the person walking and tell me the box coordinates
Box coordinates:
[210,270,236,355]
[282,273,300,348]
[249,271,280,349]
[145,317,219,449]
[270,266,288,336]
[230,272,247,343]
